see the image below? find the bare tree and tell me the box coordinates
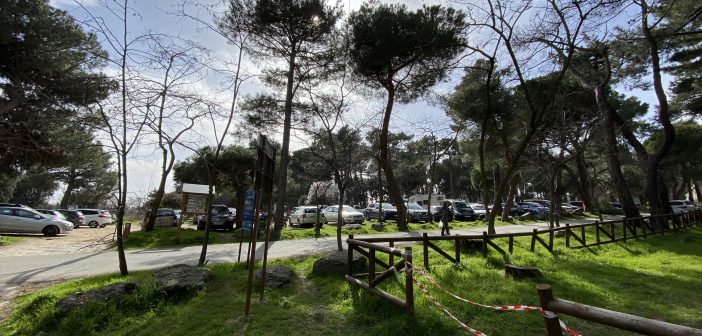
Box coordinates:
[138,36,211,231]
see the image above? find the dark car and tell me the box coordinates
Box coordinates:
[515,202,549,219]
[363,203,397,221]
[197,204,235,231]
[429,205,450,222]
[405,202,429,223]
[57,209,85,228]
[445,199,475,221]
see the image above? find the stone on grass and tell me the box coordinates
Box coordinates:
[505,264,542,279]
[55,282,138,313]
[254,265,294,288]
[371,223,384,230]
[312,251,366,275]
[343,224,362,230]
[153,264,212,293]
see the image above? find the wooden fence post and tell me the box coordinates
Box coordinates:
[509,236,514,254]
[482,231,489,257]
[389,241,395,266]
[565,224,570,248]
[537,284,564,336]
[454,236,461,263]
[368,248,376,284]
[530,229,537,252]
[405,247,414,317]
[423,233,429,269]
[347,235,354,276]
[595,222,601,244]
[623,218,627,241]
[580,226,586,246]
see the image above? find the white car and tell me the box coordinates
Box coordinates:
[75,208,112,228]
[670,200,697,214]
[322,205,365,225]
[0,206,73,236]
[288,206,321,227]
[469,203,488,220]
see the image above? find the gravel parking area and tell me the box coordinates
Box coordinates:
[0,225,133,257]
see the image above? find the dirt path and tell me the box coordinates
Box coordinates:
[0,225,129,257]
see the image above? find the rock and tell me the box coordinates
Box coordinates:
[505,264,542,279]
[371,223,384,230]
[153,264,212,293]
[254,265,294,288]
[343,224,362,230]
[55,282,138,313]
[312,251,366,275]
[554,230,566,238]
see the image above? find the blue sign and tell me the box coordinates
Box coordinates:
[242,190,256,232]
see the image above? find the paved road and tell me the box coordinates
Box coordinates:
[0,217,611,307]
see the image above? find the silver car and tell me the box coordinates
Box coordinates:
[0,206,73,236]
[322,205,365,225]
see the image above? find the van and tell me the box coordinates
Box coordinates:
[408,194,446,210]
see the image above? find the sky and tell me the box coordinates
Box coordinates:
[46,0,664,205]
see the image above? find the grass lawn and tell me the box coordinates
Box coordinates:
[3,226,701,336]
[0,235,25,247]
[122,218,520,249]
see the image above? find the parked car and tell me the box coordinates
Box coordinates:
[145,208,177,228]
[173,209,181,225]
[429,205,444,222]
[0,205,73,236]
[288,206,321,227]
[322,205,364,225]
[56,209,85,228]
[405,202,429,223]
[670,200,697,214]
[197,205,235,231]
[469,203,487,220]
[444,199,475,221]
[514,202,549,219]
[488,203,523,216]
[566,201,584,209]
[363,203,398,221]
[75,208,112,228]
[560,203,583,215]
[37,209,67,220]
[609,201,622,209]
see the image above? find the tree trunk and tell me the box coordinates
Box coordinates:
[198,181,214,266]
[573,149,595,212]
[596,85,640,218]
[60,169,77,209]
[379,85,407,229]
[275,52,297,230]
[336,188,344,252]
[501,175,518,221]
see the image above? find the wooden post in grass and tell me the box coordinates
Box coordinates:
[368,248,376,284]
[595,222,601,244]
[530,229,537,252]
[405,247,414,316]
[347,235,354,276]
[454,236,461,263]
[483,231,489,257]
[565,224,570,248]
[423,233,429,269]
[389,241,395,266]
[537,284,563,336]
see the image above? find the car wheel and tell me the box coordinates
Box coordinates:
[42,225,59,237]
[89,221,99,228]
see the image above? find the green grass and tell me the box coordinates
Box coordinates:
[0,235,25,247]
[3,227,701,336]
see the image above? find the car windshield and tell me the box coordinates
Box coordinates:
[471,204,485,210]
[379,203,396,209]
[406,203,424,210]
[453,202,469,209]
[341,205,358,213]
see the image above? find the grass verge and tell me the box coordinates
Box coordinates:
[3,227,701,335]
[0,235,25,247]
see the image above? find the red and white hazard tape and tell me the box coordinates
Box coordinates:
[414,279,487,336]
[406,261,582,336]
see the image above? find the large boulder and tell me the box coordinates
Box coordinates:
[254,265,294,288]
[153,264,212,293]
[55,282,138,313]
[312,251,366,275]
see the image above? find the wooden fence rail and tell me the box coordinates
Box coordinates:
[345,210,702,335]
[537,284,702,336]
[345,236,414,316]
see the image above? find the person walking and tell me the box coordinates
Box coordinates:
[440,201,452,236]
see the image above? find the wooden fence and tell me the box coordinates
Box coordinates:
[345,210,702,335]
